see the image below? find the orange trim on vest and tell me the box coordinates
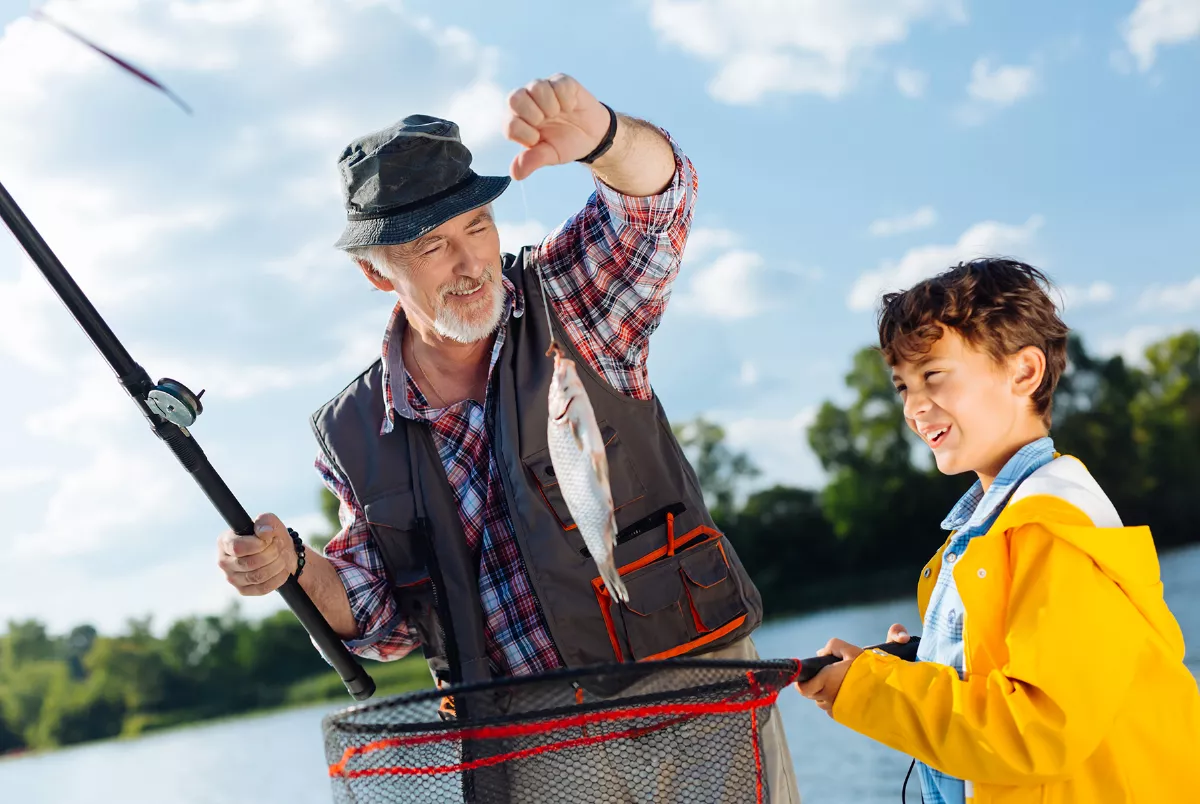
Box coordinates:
[590,525,732,663]
[639,615,747,662]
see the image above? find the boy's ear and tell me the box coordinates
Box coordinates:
[1010,345,1046,399]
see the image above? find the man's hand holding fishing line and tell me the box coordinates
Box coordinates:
[797,623,912,714]
[506,74,675,196]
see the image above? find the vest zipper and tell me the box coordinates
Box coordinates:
[407,424,464,685]
[417,514,462,684]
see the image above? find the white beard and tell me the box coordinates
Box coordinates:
[432,281,505,343]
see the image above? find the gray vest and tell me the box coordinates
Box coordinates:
[311,249,763,687]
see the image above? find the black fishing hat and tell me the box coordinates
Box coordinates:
[333,115,510,249]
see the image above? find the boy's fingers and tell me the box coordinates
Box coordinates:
[815,638,838,657]
[887,623,910,643]
[825,638,854,659]
[795,675,824,699]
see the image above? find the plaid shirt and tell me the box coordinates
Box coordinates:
[915,436,1057,803]
[315,134,697,676]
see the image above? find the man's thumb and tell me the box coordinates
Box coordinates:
[887,623,910,643]
[509,142,557,181]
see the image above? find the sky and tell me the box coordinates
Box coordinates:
[0,0,1197,634]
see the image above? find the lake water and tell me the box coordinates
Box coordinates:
[4,544,1199,804]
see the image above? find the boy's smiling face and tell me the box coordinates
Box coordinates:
[890,326,1048,488]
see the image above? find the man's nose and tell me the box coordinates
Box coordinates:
[452,246,490,280]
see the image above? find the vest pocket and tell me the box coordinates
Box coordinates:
[521,422,647,545]
[619,563,692,661]
[363,493,449,663]
[609,531,750,662]
[363,491,428,587]
[680,543,745,633]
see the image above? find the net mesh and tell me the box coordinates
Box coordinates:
[322,657,800,804]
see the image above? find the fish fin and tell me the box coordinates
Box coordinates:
[568,418,585,453]
[590,449,610,491]
[600,561,629,604]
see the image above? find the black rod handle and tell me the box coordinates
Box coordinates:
[796,637,922,684]
[0,179,375,701]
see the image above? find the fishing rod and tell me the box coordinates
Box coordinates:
[0,182,375,701]
[2,8,374,700]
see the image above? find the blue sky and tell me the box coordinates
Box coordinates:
[0,0,1197,633]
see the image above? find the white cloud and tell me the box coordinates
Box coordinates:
[647,0,966,104]
[683,227,740,261]
[0,263,70,373]
[675,227,817,319]
[718,408,823,490]
[1057,281,1116,310]
[955,57,1038,125]
[848,215,1044,311]
[868,206,938,237]
[440,78,510,152]
[1097,323,1191,366]
[1122,0,1200,72]
[0,466,55,490]
[496,218,552,257]
[967,58,1038,105]
[1138,276,1200,312]
[7,444,186,560]
[894,67,930,98]
[678,249,769,319]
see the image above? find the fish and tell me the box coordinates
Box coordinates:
[546,345,630,603]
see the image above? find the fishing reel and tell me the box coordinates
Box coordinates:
[145,377,204,428]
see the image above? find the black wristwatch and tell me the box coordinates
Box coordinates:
[287,527,306,580]
[577,103,619,165]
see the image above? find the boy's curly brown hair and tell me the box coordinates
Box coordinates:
[877,259,1069,426]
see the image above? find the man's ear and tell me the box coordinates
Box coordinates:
[355,258,394,292]
[1010,345,1046,400]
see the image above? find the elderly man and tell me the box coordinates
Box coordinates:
[216,73,798,802]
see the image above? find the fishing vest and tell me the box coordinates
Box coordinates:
[310,248,763,688]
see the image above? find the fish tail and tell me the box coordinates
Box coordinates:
[600,562,629,604]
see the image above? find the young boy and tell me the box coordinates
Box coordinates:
[797,259,1200,802]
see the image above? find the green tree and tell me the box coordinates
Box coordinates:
[1131,331,1200,546]
[672,416,760,520]
[807,347,961,569]
[0,620,58,670]
[30,673,125,748]
[722,485,840,615]
[1052,334,1148,524]
[308,486,342,553]
[83,619,173,715]
[0,660,67,747]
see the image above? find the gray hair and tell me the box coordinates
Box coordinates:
[344,245,391,280]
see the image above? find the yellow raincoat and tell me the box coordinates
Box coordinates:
[832,455,1200,802]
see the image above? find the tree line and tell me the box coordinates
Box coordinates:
[2,329,1197,754]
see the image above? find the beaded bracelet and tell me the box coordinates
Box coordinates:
[287,527,306,580]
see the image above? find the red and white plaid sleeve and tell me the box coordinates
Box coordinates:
[532,130,698,401]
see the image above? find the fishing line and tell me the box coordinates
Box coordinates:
[517,176,559,357]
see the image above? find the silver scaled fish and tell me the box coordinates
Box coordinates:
[546,346,630,603]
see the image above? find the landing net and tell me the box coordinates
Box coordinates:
[322,657,800,803]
